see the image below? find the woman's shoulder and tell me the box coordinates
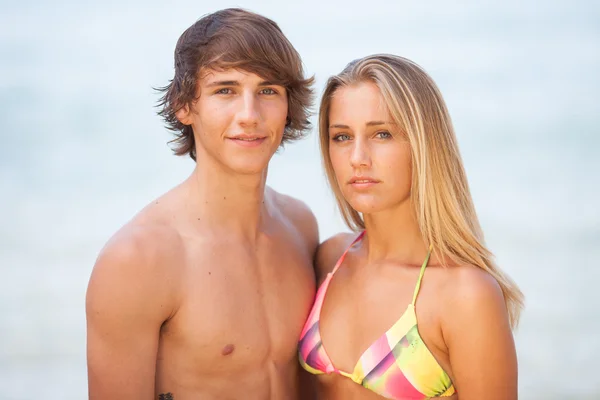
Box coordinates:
[443,264,504,304]
[439,264,510,334]
[314,232,359,283]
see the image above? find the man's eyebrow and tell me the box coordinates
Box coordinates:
[205,80,240,87]
[258,81,279,86]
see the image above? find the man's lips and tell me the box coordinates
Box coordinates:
[228,135,266,141]
[226,134,268,147]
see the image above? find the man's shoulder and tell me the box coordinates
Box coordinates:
[90,213,186,293]
[267,187,318,243]
[267,187,314,221]
[86,219,185,325]
[99,219,183,270]
[315,232,357,281]
[110,186,191,263]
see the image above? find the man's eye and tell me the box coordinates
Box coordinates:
[261,88,277,95]
[216,88,233,95]
[332,134,351,142]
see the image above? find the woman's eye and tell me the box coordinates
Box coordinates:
[375,131,392,139]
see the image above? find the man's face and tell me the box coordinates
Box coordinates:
[177,68,288,175]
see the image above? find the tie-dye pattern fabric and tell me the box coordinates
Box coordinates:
[298,232,455,399]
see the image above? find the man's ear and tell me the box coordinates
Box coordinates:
[175,103,192,125]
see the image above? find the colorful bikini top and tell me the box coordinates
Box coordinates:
[298,232,455,399]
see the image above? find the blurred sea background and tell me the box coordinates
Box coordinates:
[1,0,598,398]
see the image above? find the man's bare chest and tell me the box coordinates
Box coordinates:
[160,236,316,372]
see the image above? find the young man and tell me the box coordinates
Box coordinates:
[86,9,318,399]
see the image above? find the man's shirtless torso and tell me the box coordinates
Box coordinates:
[86,184,318,399]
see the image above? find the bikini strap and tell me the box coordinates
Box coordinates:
[331,231,366,275]
[411,244,434,305]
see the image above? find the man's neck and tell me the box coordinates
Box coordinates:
[182,159,271,240]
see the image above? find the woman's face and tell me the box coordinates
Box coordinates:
[328,81,412,215]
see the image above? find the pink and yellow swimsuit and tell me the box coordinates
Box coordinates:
[298,232,455,399]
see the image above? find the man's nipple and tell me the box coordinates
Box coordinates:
[221,344,235,356]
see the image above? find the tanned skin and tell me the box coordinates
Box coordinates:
[86,69,318,399]
[309,82,515,400]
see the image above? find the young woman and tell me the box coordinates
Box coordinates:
[298,54,524,400]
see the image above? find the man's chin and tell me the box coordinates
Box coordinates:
[227,160,271,177]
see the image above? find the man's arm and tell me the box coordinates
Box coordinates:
[277,192,320,259]
[443,267,518,400]
[274,193,320,399]
[314,232,355,285]
[86,227,177,400]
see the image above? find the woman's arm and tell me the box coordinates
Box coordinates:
[443,267,518,400]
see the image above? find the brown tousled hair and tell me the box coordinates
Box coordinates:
[157,8,314,161]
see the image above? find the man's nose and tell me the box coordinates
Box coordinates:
[236,91,260,127]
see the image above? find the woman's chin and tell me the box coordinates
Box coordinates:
[347,200,387,215]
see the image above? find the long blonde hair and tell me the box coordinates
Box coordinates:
[319,54,523,327]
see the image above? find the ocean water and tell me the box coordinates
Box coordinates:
[1,0,599,398]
